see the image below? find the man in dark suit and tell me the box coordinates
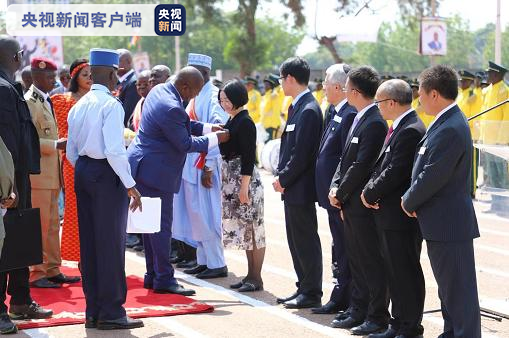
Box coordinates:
[361,79,426,338]
[329,66,389,335]
[0,36,52,334]
[401,65,481,338]
[312,63,356,315]
[127,67,229,296]
[117,49,141,128]
[273,57,323,309]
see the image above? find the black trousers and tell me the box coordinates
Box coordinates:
[378,226,425,335]
[426,240,481,338]
[75,156,128,321]
[283,202,322,297]
[326,208,351,305]
[0,268,32,313]
[343,208,389,325]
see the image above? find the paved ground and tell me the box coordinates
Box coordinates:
[14,171,509,338]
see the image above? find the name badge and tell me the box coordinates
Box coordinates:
[286,124,296,132]
[385,146,390,153]
[418,146,426,155]
[333,115,342,123]
[351,137,359,144]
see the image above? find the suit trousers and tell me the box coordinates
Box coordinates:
[325,208,351,305]
[0,267,32,313]
[343,208,389,325]
[30,188,62,281]
[75,156,128,320]
[378,227,425,335]
[283,202,322,297]
[136,183,177,290]
[426,240,481,338]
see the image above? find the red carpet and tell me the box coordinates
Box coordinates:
[8,266,213,329]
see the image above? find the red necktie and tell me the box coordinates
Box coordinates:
[384,125,394,144]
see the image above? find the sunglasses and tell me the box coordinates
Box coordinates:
[13,49,24,62]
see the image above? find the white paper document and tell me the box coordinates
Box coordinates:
[127,197,161,234]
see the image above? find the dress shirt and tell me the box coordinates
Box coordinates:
[292,88,310,106]
[118,69,134,83]
[427,102,457,131]
[392,108,414,130]
[348,102,376,137]
[334,98,348,113]
[66,84,136,188]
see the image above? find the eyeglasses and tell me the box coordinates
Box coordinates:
[342,87,361,94]
[13,49,24,62]
[374,98,393,106]
[278,75,287,84]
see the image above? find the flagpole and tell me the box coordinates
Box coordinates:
[495,0,502,64]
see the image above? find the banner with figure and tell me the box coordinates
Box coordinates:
[420,17,447,56]
[16,36,64,69]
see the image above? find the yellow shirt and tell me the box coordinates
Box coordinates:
[313,89,325,108]
[246,88,262,123]
[479,81,509,144]
[281,96,292,121]
[260,89,281,129]
[457,87,483,140]
[412,97,434,128]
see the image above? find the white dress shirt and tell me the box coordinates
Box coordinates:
[334,98,348,113]
[426,102,457,131]
[66,84,136,188]
[118,69,134,83]
[292,88,310,106]
[348,102,376,137]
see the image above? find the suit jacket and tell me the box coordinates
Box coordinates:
[402,104,479,241]
[315,102,356,209]
[0,70,40,209]
[25,85,61,190]
[118,71,141,127]
[277,91,323,205]
[127,82,209,194]
[363,111,425,230]
[331,104,387,214]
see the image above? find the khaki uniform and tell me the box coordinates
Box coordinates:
[25,85,63,282]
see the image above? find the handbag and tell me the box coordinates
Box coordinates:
[0,208,42,272]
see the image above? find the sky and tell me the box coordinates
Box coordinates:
[223,0,508,55]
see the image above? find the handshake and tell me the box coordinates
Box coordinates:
[211,124,230,143]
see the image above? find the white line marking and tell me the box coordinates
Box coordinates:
[148,317,210,338]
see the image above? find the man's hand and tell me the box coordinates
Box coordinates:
[127,187,142,212]
[328,188,341,209]
[56,138,67,151]
[401,199,416,218]
[211,124,225,132]
[0,192,17,209]
[201,166,213,188]
[272,177,285,193]
[216,130,230,143]
[360,192,379,209]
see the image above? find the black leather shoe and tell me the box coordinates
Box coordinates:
[85,317,97,329]
[311,300,342,314]
[30,278,61,288]
[170,255,185,264]
[0,313,17,334]
[133,245,144,252]
[183,265,207,274]
[47,273,81,284]
[196,266,228,279]
[97,316,144,330]
[351,321,387,336]
[154,284,196,296]
[331,316,364,329]
[395,335,423,338]
[176,259,197,269]
[334,309,352,321]
[276,291,299,304]
[284,294,321,309]
[9,302,53,320]
[369,326,398,338]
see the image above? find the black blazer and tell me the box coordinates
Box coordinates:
[119,71,141,127]
[315,102,356,209]
[331,104,387,213]
[402,105,479,241]
[363,111,426,230]
[277,91,323,205]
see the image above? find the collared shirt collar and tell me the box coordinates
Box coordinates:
[292,88,310,106]
[118,69,134,83]
[392,107,414,130]
[33,85,49,100]
[427,102,457,130]
[91,83,111,93]
[334,98,348,113]
[355,102,376,121]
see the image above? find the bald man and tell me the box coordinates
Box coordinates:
[149,65,171,88]
[116,49,140,128]
[127,67,230,296]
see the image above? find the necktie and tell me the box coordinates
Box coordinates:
[325,105,335,127]
[46,96,55,117]
[384,125,394,144]
[288,104,294,120]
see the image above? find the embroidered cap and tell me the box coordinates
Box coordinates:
[187,53,212,69]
